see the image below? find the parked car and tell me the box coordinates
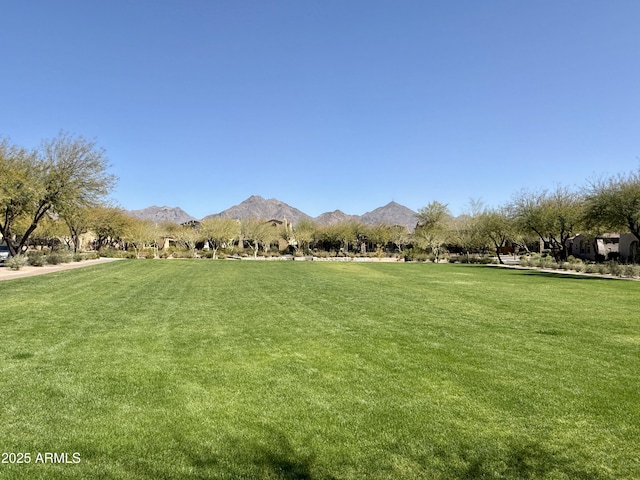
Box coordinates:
[0,245,9,262]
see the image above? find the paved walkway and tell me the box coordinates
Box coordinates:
[0,257,122,282]
[492,263,640,281]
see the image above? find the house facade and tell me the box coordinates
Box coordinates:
[566,233,639,263]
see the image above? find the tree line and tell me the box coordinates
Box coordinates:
[1,134,639,263]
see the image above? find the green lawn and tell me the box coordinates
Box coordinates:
[0,261,638,479]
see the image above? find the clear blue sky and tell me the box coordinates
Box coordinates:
[2,1,638,219]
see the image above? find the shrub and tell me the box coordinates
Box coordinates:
[6,254,27,270]
[538,257,557,269]
[519,256,532,267]
[73,253,84,262]
[585,264,599,274]
[476,257,496,264]
[171,250,194,259]
[607,262,623,276]
[46,252,64,265]
[572,262,586,273]
[622,264,640,278]
[48,251,72,264]
[408,253,431,262]
[100,247,122,258]
[27,251,46,267]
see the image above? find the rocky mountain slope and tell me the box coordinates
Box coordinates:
[203,195,313,224]
[359,201,419,231]
[314,209,361,226]
[128,206,195,224]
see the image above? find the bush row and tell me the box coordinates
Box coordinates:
[4,251,100,270]
[519,254,640,278]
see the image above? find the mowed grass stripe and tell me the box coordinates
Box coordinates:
[0,261,638,479]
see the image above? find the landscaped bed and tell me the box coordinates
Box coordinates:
[1,261,638,479]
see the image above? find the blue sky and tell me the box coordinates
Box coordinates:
[2,1,638,219]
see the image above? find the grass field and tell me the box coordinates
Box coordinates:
[0,261,638,479]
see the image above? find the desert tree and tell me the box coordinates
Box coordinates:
[241,219,278,257]
[584,168,640,242]
[389,225,411,255]
[0,133,115,256]
[200,217,240,258]
[18,212,67,250]
[476,207,516,264]
[89,206,132,250]
[511,186,583,261]
[174,224,202,257]
[292,219,317,255]
[366,223,393,255]
[316,222,358,254]
[0,139,41,255]
[317,223,342,253]
[336,221,362,254]
[448,199,487,260]
[59,206,93,252]
[414,201,451,262]
[124,218,160,258]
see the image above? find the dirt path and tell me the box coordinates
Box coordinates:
[0,257,123,282]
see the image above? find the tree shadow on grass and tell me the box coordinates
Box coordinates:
[171,427,330,480]
[442,438,607,480]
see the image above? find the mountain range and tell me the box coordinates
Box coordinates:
[128,196,419,230]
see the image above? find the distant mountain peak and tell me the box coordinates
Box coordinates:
[128,205,196,224]
[205,196,312,224]
[314,209,360,226]
[360,202,418,231]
